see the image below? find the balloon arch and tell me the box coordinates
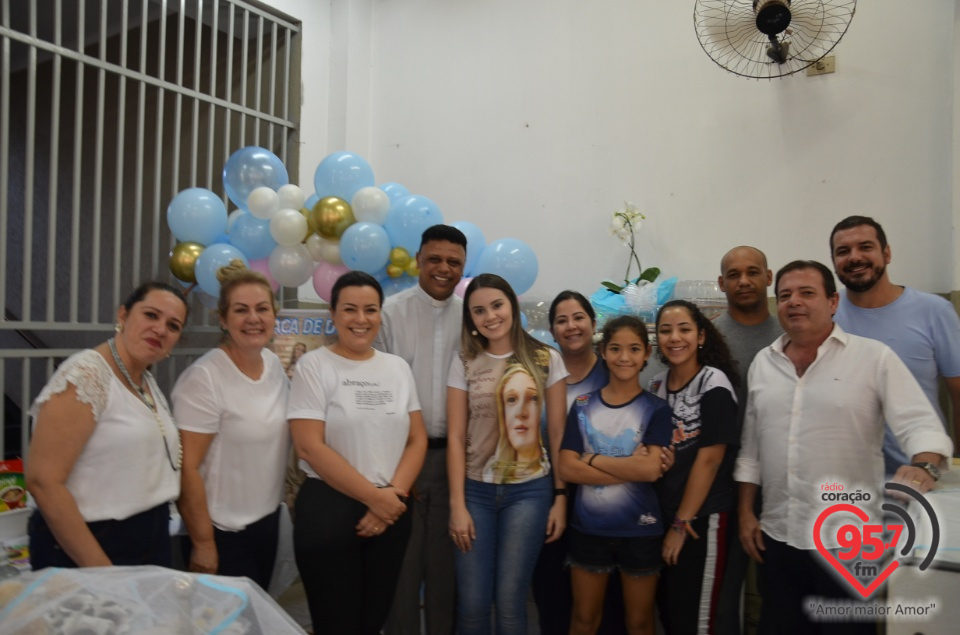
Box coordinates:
[166,147,539,307]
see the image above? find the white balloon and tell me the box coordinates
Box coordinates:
[270,208,309,247]
[247,186,280,220]
[318,237,342,265]
[351,186,391,225]
[277,184,306,211]
[305,233,325,261]
[227,209,245,233]
[268,244,314,287]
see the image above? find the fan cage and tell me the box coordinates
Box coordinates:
[694,0,857,79]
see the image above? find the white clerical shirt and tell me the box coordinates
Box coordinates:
[734,323,952,550]
[374,283,462,439]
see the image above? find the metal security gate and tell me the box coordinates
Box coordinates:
[0,0,301,460]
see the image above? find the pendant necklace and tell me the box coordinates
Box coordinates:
[108,338,182,471]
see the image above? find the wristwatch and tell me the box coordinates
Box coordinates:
[911,461,941,482]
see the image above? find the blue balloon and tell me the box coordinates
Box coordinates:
[528,328,557,348]
[384,195,444,254]
[314,151,375,202]
[166,188,228,245]
[195,243,249,296]
[520,312,529,330]
[340,222,392,274]
[382,275,417,297]
[229,213,277,260]
[474,238,539,296]
[451,221,487,276]
[305,193,319,211]
[379,182,411,203]
[371,264,391,283]
[223,146,289,212]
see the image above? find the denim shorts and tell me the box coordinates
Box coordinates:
[566,527,662,577]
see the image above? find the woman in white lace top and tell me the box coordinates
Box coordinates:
[25,282,189,569]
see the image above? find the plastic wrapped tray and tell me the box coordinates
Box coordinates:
[0,566,305,634]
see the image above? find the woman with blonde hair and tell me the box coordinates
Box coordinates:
[447,273,569,635]
[173,259,289,589]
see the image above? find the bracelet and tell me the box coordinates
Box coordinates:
[554,488,570,497]
[587,453,599,467]
[671,515,694,535]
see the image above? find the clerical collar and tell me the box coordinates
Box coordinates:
[415,283,457,308]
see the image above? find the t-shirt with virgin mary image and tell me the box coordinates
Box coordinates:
[448,348,567,484]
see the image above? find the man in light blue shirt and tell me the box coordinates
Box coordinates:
[830,215,960,473]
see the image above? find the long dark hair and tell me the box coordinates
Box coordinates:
[548,290,596,327]
[655,300,740,388]
[600,315,650,372]
[123,281,189,317]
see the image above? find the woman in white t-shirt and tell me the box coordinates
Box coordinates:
[172,261,289,590]
[288,271,427,635]
[447,273,569,635]
[26,282,188,569]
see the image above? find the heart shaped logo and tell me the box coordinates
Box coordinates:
[813,503,899,599]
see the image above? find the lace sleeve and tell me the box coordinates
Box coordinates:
[29,350,114,420]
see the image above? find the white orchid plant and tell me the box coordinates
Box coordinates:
[603,202,659,293]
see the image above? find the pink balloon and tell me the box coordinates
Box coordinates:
[454,276,473,299]
[248,257,280,292]
[313,261,351,303]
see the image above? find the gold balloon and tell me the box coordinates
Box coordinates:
[389,247,411,269]
[169,242,205,283]
[386,264,404,279]
[405,261,420,277]
[312,196,355,239]
[301,206,319,237]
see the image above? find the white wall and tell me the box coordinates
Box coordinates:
[268,0,957,299]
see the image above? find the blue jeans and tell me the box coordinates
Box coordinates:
[456,477,553,635]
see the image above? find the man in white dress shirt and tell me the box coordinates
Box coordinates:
[378,224,467,635]
[734,260,952,635]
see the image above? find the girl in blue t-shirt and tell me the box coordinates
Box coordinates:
[559,315,674,635]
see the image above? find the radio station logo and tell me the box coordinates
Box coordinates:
[812,481,939,599]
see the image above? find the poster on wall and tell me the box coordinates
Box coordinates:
[274,309,338,379]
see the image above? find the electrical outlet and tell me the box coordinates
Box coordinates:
[806,56,836,76]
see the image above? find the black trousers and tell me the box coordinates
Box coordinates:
[294,478,413,635]
[657,511,736,635]
[758,533,876,635]
[180,505,281,590]
[28,503,172,569]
